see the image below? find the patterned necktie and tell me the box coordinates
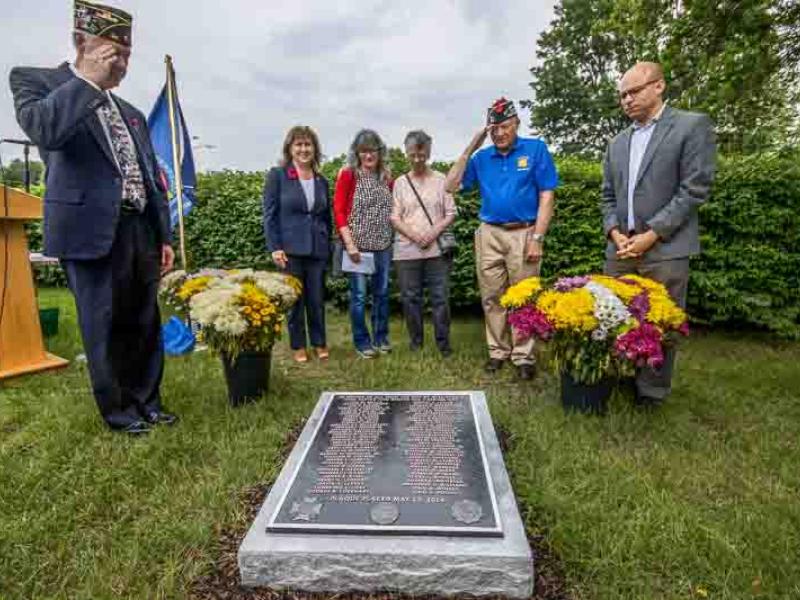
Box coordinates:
[99,100,147,212]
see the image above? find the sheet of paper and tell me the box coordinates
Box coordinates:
[342,251,375,275]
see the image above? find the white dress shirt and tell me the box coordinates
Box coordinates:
[627,103,666,232]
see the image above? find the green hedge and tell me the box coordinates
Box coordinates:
[29,152,800,338]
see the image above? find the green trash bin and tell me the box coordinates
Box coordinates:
[39,307,60,338]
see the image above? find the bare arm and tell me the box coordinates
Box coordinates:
[525,190,554,264]
[533,190,554,237]
[338,225,361,263]
[444,126,491,193]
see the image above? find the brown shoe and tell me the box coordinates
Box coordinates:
[292,348,309,363]
[314,346,330,361]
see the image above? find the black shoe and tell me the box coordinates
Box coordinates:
[144,410,179,426]
[440,348,453,358]
[517,364,536,380]
[484,358,505,373]
[117,420,152,436]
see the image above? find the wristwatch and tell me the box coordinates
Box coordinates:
[530,233,545,243]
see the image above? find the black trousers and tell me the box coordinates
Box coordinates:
[395,256,451,352]
[63,213,163,429]
[605,257,690,400]
[286,255,327,350]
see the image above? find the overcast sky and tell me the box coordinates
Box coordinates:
[0,0,556,171]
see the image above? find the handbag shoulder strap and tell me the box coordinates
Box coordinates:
[405,174,435,227]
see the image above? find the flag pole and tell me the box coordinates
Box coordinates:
[165,55,188,271]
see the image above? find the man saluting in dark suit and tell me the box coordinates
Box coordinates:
[9,0,178,435]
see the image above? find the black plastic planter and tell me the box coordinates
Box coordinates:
[221,351,271,407]
[560,372,611,415]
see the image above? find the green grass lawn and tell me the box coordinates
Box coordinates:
[2,288,799,600]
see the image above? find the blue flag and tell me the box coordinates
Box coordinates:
[147,82,196,229]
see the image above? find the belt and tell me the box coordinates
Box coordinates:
[485,221,535,231]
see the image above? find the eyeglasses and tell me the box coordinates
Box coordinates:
[357,148,379,155]
[618,79,661,101]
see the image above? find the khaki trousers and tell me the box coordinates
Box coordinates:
[475,222,540,365]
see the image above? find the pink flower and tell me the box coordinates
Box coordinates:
[508,305,555,341]
[614,323,664,369]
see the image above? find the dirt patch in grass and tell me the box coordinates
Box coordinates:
[189,422,573,600]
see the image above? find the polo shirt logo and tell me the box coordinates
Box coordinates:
[517,156,529,170]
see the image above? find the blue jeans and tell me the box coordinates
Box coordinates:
[348,248,392,351]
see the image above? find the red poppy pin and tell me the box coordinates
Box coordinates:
[287,167,299,180]
[129,116,140,128]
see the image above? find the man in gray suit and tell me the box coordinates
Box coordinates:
[601,61,716,406]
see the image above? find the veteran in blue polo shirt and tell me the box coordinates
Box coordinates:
[445,97,558,380]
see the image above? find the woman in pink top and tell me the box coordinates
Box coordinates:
[390,130,457,356]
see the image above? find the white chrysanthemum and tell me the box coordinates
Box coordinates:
[190,285,247,336]
[225,271,298,306]
[585,281,630,334]
[159,269,187,296]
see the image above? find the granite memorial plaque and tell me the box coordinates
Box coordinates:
[267,392,502,536]
[239,391,534,597]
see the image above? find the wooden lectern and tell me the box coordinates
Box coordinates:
[0,185,68,379]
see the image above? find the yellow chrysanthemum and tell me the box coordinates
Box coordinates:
[285,274,303,295]
[500,277,542,308]
[176,276,212,301]
[618,274,669,297]
[536,288,597,332]
[589,275,642,303]
[648,293,687,329]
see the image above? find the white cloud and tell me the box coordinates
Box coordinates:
[0,0,555,171]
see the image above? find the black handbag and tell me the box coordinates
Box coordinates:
[405,174,457,256]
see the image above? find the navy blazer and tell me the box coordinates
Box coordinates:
[263,166,331,260]
[9,63,171,260]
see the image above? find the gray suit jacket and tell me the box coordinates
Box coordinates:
[601,106,716,262]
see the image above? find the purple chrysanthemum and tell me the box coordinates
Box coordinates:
[553,275,590,292]
[628,291,651,322]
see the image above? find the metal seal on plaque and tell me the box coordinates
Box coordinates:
[370,502,400,525]
[290,497,323,522]
[451,499,482,524]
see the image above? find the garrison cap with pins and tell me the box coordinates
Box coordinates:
[74,0,133,46]
[487,97,517,125]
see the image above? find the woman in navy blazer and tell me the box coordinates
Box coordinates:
[263,126,332,362]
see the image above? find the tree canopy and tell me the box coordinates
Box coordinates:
[524,0,799,157]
